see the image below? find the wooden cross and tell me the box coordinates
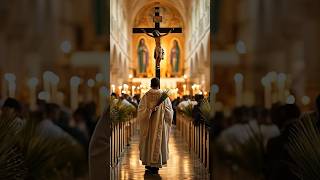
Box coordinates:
[133,5,182,79]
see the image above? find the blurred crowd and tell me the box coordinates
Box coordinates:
[2,92,320,180]
[0,98,99,155]
[168,92,320,180]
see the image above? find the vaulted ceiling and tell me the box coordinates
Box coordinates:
[124,0,193,28]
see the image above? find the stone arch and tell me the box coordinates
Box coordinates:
[129,0,187,29]
[195,53,199,74]
[190,58,194,76]
[200,43,206,63]
[111,45,117,70]
[124,58,129,75]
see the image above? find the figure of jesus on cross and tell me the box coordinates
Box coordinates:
[142,29,173,76]
[133,5,182,79]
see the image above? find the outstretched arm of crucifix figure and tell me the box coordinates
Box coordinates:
[159,28,174,37]
[141,29,155,38]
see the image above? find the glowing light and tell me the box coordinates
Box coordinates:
[87,79,95,87]
[286,95,295,104]
[60,40,72,53]
[236,40,247,54]
[43,71,54,81]
[118,86,123,91]
[277,73,287,82]
[111,84,115,92]
[27,77,39,87]
[4,73,16,82]
[51,74,60,85]
[261,76,271,86]
[38,91,50,101]
[128,74,133,79]
[95,73,104,82]
[234,73,244,83]
[301,96,311,105]
[212,84,219,94]
[266,71,277,82]
[70,76,81,86]
[183,74,187,79]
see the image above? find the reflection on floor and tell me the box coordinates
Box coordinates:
[112,127,209,180]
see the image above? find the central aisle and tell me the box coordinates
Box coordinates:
[112,127,209,179]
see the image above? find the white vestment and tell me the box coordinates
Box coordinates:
[137,89,173,168]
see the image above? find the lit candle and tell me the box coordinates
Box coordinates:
[70,76,81,110]
[111,84,115,93]
[234,73,244,106]
[38,91,50,102]
[132,86,136,96]
[183,84,187,95]
[27,77,39,110]
[50,74,60,103]
[191,85,195,96]
[87,79,95,102]
[95,73,104,82]
[261,76,272,108]
[4,73,16,98]
[123,84,128,94]
[118,86,122,95]
[277,73,286,103]
[43,71,53,101]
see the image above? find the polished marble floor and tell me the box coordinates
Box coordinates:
[112,127,209,180]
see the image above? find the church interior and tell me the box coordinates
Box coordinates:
[1,0,319,111]
[110,0,210,99]
[1,0,320,179]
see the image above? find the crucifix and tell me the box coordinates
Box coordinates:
[133,4,182,79]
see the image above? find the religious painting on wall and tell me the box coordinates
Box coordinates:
[133,4,184,78]
[169,39,180,76]
[137,38,149,75]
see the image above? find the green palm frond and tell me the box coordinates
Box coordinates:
[19,120,87,179]
[287,114,320,180]
[224,125,265,179]
[0,110,27,179]
[110,99,136,123]
[179,103,194,118]
[0,110,87,179]
[199,99,214,121]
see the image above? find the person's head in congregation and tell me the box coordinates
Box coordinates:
[151,77,160,90]
[182,95,189,101]
[272,104,300,130]
[1,97,23,116]
[44,103,61,122]
[111,93,117,99]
